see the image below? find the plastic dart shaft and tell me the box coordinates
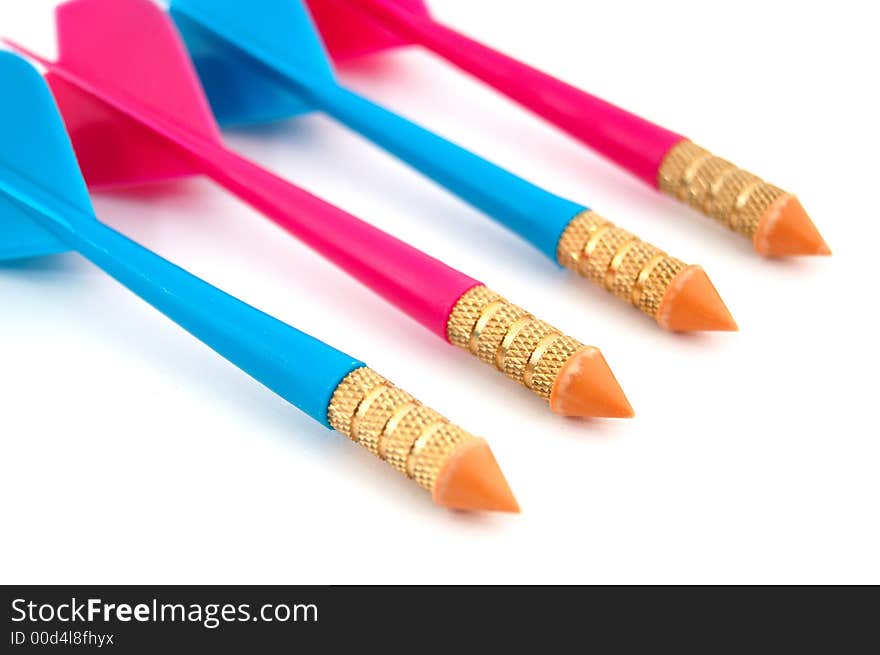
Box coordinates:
[314,0,829,257]
[166,0,735,330]
[4,0,633,417]
[0,53,517,512]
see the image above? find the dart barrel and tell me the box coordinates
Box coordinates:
[446,286,583,400]
[443,285,633,419]
[658,140,789,243]
[556,211,687,322]
[328,366,475,492]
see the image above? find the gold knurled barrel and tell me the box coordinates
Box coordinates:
[446,285,587,403]
[556,211,686,320]
[657,139,788,241]
[327,366,476,493]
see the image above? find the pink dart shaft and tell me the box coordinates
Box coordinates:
[192,140,479,338]
[345,0,686,187]
[21,45,479,341]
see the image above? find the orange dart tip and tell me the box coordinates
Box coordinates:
[433,439,520,513]
[657,265,738,332]
[754,195,831,257]
[549,346,634,418]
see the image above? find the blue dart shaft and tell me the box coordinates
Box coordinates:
[308,83,586,261]
[1,167,362,425]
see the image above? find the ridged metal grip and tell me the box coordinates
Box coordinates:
[658,140,787,240]
[557,211,686,320]
[327,367,475,493]
[446,286,586,402]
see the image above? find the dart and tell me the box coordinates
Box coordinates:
[5,0,633,418]
[306,0,830,257]
[160,0,735,331]
[0,52,518,512]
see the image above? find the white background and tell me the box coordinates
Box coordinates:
[1,0,877,584]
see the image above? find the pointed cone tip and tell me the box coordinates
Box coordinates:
[549,347,634,418]
[754,195,830,257]
[657,266,738,332]
[433,439,520,513]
